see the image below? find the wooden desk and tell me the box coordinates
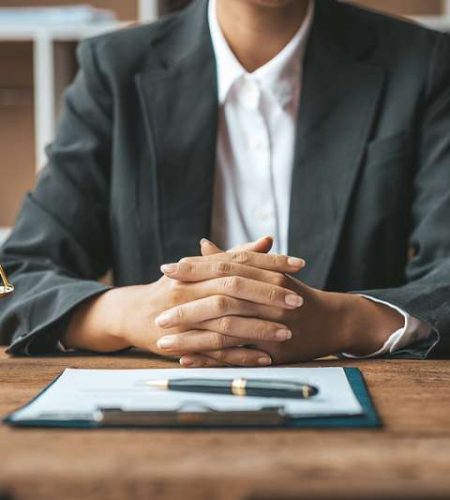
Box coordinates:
[1,348,449,499]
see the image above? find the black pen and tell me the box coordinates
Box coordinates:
[147,378,319,399]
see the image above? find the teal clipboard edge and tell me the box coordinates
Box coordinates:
[3,370,96,429]
[286,367,381,429]
[3,367,381,430]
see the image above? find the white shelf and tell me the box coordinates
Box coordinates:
[0,1,159,173]
[0,23,123,41]
[0,8,446,174]
[0,1,159,231]
[0,22,126,171]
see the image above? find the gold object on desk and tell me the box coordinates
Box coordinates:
[0,264,14,298]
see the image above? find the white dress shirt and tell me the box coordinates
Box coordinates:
[208,0,431,357]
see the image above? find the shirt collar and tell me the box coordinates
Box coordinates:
[208,0,314,107]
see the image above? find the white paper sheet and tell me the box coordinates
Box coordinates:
[11,367,363,422]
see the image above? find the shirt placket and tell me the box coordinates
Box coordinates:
[239,76,278,250]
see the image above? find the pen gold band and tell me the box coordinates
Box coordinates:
[231,378,247,397]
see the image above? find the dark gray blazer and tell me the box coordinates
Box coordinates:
[1,0,450,357]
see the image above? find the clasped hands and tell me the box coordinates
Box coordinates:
[64,236,402,363]
[149,236,353,367]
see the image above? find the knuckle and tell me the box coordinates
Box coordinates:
[213,349,227,363]
[256,323,272,340]
[268,286,279,302]
[214,295,229,313]
[273,273,287,288]
[212,333,227,350]
[215,261,232,276]
[178,261,193,274]
[222,276,235,292]
[223,276,241,293]
[231,251,249,265]
[238,353,253,366]
[269,254,280,267]
[219,316,233,334]
[174,307,184,322]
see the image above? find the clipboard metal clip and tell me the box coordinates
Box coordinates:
[94,405,287,428]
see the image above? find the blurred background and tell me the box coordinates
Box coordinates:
[0,0,449,245]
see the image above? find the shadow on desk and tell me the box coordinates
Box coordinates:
[7,346,344,366]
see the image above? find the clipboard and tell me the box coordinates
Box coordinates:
[4,368,381,429]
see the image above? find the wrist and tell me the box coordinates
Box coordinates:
[340,294,404,356]
[317,291,357,354]
[63,288,131,352]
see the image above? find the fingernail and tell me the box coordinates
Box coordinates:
[200,238,214,246]
[276,329,292,341]
[287,257,305,268]
[180,357,193,367]
[155,312,174,328]
[160,263,177,274]
[285,294,303,307]
[157,336,176,349]
[258,356,272,366]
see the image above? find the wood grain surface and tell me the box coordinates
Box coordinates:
[1,348,449,500]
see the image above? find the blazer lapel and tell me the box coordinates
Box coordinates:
[289,0,385,289]
[135,0,218,267]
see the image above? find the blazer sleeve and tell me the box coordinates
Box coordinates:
[358,33,450,358]
[0,39,114,355]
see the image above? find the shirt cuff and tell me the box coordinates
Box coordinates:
[342,295,433,359]
[56,341,75,353]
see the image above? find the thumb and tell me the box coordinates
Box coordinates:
[200,238,223,256]
[233,236,273,254]
[200,236,273,257]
